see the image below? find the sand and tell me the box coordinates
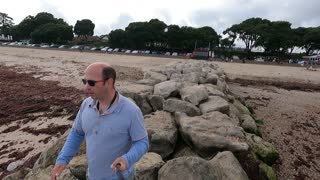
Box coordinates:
[0,46,319,180]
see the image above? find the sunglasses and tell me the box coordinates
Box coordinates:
[82,79,105,86]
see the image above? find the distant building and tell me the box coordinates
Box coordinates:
[0,34,12,41]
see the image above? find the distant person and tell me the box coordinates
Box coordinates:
[51,62,149,180]
[79,45,84,53]
[306,58,316,70]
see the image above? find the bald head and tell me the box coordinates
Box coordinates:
[85,62,116,86]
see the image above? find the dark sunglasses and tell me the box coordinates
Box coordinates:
[82,79,105,86]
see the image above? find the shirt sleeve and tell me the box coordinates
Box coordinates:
[121,136,149,169]
[129,109,148,141]
[55,101,86,165]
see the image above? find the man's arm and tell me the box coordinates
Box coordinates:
[56,128,85,164]
[51,128,84,180]
[112,136,149,171]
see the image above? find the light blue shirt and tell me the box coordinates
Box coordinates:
[56,94,149,180]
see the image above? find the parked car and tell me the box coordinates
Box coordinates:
[58,45,68,49]
[101,47,109,51]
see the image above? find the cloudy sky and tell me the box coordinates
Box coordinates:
[1,0,319,36]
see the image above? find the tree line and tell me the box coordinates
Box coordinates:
[1,12,319,55]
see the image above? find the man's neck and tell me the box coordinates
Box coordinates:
[98,90,117,112]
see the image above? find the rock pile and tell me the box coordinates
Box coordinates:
[4,60,278,180]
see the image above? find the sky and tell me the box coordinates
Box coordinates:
[1,0,320,37]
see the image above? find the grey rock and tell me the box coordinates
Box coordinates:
[154,81,181,98]
[176,111,249,157]
[199,96,230,115]
[164,98,201,117]
[148,95,164,111]
[144,111,177,158]
[180,85,208,106]
[135,152,165,180]
[209,151,249,180]
[158,156,219,180]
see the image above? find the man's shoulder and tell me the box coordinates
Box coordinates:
[119,94,141,112]
[80,97,94,108]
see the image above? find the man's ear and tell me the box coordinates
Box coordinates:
[106,78,113,86]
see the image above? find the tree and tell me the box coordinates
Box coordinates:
[256,21,293,53]
[224,17,270,51]
[10,12,70,41]
[125,22,150,49]
[302,27,320,55]
[30,23,73,44]
[196,26,219,48]
[220,37,235,49]
[146,19,167,50]
[108,29,127,48]
[74,19,95,37]
[0,12,14,35]
[166,25,183,50]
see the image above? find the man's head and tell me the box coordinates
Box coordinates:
[83,62,116,100]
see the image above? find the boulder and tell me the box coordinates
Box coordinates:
[209,151,249,180]
[245,133,279,166]
[148,95,164,111]
[180,85,209,106]
[135,152,165,180]
[144,111,178,158]
[240,114,258,134]
[199,96,230,115]
[154,81,181,98]
[176,112,249,157]
[158,156,219,180]
[164,98,201,117]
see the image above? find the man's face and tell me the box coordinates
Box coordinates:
[83,67,108,100]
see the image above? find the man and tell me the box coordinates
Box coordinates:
[51,62,149,180]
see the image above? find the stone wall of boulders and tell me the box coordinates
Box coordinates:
[4,60,278,180]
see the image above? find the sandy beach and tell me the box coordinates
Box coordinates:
[0,46,319,180]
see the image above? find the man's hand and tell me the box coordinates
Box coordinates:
[111,157,127,172]
[51,164,67,180]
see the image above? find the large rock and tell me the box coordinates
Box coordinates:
[135,153,165,180]
[204,72,219,84]
[3,168,31,180]
[158,156,219,180]
[240,114,258,134]
[172,145,198,158]
[245,133,279,166]
[203,84,225,97]
[180,85,208,106]
[118,83,154,114]
[25,165,77,180]
[209,151,249,180]
[164,98,201,117]
[118,83,154,97]
[144,111,178,158]
[176,112,249,157]
[144,71,168,83]
[148,95,164,111]
[199,96,230,115]
[154,81,181,98]
[233,100,251,115]
[68,154,87,180]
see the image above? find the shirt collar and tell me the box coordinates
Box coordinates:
[88,93,124,114]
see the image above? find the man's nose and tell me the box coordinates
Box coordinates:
[83,83,90,90]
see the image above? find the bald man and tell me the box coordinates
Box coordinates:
[51,62,149,180]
